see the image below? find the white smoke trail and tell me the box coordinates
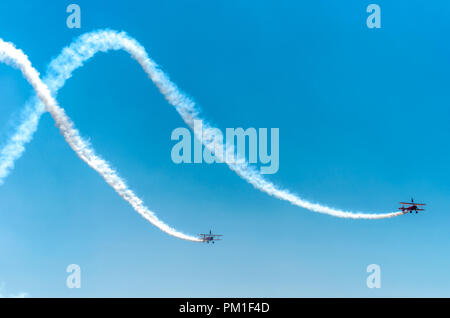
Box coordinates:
[0,37,201,242]
[0,30,405,231]
[0,282,28,298]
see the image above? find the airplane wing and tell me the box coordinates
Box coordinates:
[399,202,426,206]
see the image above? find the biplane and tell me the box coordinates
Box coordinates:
[199,230,223,244]
[399,198,426,214]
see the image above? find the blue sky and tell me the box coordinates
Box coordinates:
[0,0,450,297]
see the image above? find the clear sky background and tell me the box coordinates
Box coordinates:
[0,0,449,297]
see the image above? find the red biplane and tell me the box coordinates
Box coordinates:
[199,230,223,244]
[399,198,426,214]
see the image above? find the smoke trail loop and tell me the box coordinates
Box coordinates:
[0,30,405,242]
[0,37,201,242]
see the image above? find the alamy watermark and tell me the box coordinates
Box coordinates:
[366,4,381,29]
[66,4,81,29]
[171,120,279,174]
[366,264,381,288]
[66,264,81,289]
